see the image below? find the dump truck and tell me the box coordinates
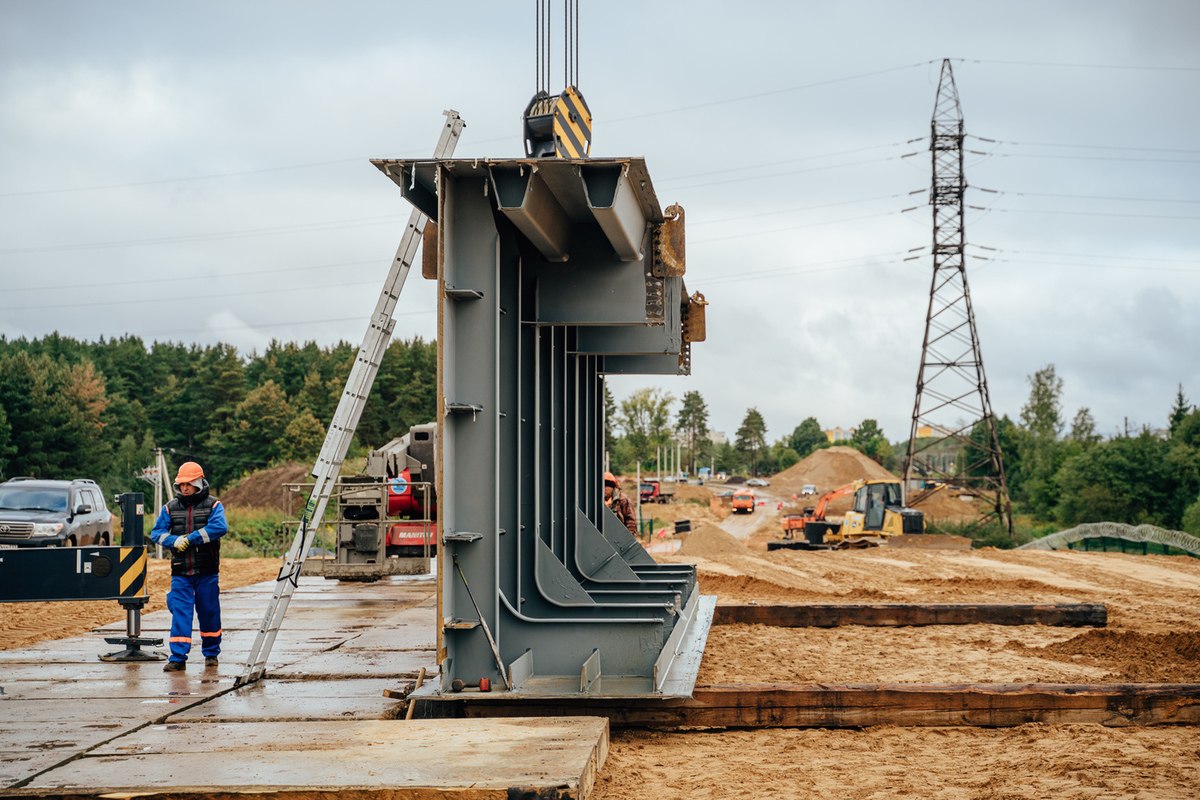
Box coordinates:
[639,478,676,504]
[771,479,923,550]
[731,487,756,514]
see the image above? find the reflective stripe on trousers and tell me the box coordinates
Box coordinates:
[166,573,222,661]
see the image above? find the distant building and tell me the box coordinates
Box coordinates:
[824,427,856,443]
[916,425,955,439]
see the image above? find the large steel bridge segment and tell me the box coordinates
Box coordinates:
[372,157,712,699]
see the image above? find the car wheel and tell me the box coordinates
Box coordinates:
[99,533,110,546]
[67,536,77,547]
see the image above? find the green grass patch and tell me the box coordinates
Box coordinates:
[925,518,1035,549]
[223,507,291,558]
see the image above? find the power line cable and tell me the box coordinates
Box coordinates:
[0,65,932,199]
[954,57,1200,72]
[2,154,913,258]
[967,134,1200,155]
[970,256,1199,275]
[702,258,908,286]
[691,210,904,245]
[692,249,911,285]
[973,189,1200,206]
[987,153,1200,165]
[975,207,1200,221]
[660,141,914,184]
[689,193,910,226]
[0,215,400,256]
[664,156,900,192]
[0,258,379,294]
[0,277,400,313]
[5,57,1192,199]
[965,244,1200,265]
[0,133,516,199]
[604,62,932,123]
[120,311,435,339]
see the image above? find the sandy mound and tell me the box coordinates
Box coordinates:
[1025,629,1200,683]
[222,462,313,511]
[676,524,748,558]
[771,446,896,497]
[909,485,987,522]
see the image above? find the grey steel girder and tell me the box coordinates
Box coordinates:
[372,157,711,698]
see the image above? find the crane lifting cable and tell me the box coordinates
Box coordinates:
[524,0,591,158]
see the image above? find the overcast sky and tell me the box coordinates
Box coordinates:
[1,1,1197,447]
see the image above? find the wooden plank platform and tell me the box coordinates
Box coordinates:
[711,602,1107,628]
[434,682,1200,729]
[11,717,607,799]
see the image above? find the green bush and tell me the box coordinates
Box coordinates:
[925,518,1034,549]
[223,507,290,558]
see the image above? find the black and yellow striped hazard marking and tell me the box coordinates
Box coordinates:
[553,86,592,159]
[119,546,148,597]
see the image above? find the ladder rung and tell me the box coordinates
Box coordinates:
[444,531,484,543]
[446,402,483,414]
[445,287,484,300]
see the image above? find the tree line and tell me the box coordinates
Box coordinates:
[605,387,894,479]
[605,371,1200,537]
[0,333,435,496]
[963,366,1200,534]
[3,333,1196,537]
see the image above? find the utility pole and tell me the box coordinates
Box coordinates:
[902,59,1013,536]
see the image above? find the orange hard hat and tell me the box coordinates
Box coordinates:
[603,472,618,486]
[175,462,205,485]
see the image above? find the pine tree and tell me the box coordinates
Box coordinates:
[735,408,767,476]
[675,391,709,474]
[1169,384,1192,438]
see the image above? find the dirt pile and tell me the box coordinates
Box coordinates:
[909,485,986,522]
[676,524,748,559]
[1026,629,1200,683]
[771,446,895,497]
[221,462,313,511]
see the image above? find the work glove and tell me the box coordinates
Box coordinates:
[173,536,190,552]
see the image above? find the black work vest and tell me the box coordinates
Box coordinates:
[166,491,220,576]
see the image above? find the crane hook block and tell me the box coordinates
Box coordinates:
[522,86,592,159]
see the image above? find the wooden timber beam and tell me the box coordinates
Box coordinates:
[710,603,1107,628]
[428,683,1200,729]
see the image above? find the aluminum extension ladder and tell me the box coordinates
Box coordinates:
[235,110,464,687]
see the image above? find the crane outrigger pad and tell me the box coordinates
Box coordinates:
[373,155,712,699]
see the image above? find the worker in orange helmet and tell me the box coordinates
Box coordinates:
[149,462,228,672]
[603,472,638,535]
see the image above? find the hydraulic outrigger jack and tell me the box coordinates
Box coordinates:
[99,493,164,662]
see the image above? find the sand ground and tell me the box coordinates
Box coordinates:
[593,526,1200,799]
[0,558,281,651]
[4,530,1199,798]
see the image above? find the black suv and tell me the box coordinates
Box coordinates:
[0,478,114,548]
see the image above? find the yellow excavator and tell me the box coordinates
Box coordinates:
[771,479,925,550]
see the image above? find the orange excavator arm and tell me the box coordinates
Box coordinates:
[811,482,857,520]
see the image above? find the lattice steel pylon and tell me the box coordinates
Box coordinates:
[902,59,1013,536]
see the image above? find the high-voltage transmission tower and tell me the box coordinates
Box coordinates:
[902,59,1013,536]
